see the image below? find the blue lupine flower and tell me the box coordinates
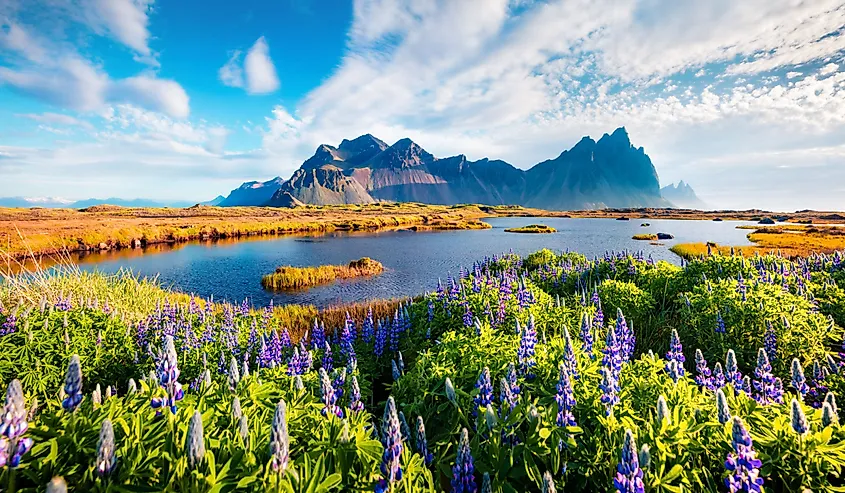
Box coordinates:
[389,313,400,352]
[473,367,493,417]
[95,419,116,477]
[613,429,645,493]
[790,398,809,435]
[517,316,538,378]
[481,472,492,493]
[398,411,412,443]
[463,305,474,328]
[562,326,579,379]
[763,321,777,364]
[363,308,375,343]
[825,392,838,416]
[451,428,477,493]
[791,358,809,396]
[555,363,576,428]
[416,416,434,466]
[332,367,346,400]
[374,319,386,358]
[0,379,33,468]
[506,362,520,396]
[822,402,838,427]
[667,359,682,383]
[600,367,620,416]
[376,397,403,492]
[392,360,402,382]
[665,329,685,376]
[716,312,726,334]
[694,349,712,389]
[580,313,594,357]
[724,417,763,493]
[615,309,635,362]
[656,395,670,426]
[349,376,364,412]
[311,319,325,350]
[445,377,457,404]
[183,412,205,474]
[725,349,743,390]
[716,388,731,424]
[150,336,184,415]
[712,362,726,389]
[319,368,343,418]
[62,354,83,411]
[752,348,783,405]
[322,342,333,372]
[594,301,604,330]
[270,400,290,473]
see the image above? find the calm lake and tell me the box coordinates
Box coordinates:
[59,217,754,307]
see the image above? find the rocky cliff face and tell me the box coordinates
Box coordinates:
[661,180,708,209]
[219,177,285,206]
[222,127,669,210]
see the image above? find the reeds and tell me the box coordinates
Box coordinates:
[504,224,557,233]
[261,258,385,291]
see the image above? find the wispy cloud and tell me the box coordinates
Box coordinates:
[219,36,280,94]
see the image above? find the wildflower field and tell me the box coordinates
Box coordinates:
[2,247,845,492]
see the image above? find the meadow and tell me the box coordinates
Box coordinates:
[2,246,845,491]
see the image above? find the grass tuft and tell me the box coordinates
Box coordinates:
[261,258,385,291]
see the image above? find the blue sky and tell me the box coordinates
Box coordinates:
[1,0,845,210]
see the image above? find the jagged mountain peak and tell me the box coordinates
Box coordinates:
[338,133,388,151]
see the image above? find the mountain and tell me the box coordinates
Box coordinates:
[218,177,285,206]
[0,197,74,208]
[222,127,670,210]
[70,198,195,208]
[661,181,708,209]
[201,195,226,206]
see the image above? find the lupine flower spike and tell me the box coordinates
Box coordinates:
[614,429,645,493]
[0,379,33,468]
[451,428,477,493]
[416,416,433,466]
[716,388,731,424]
[95,419,116,477]
[376,397,403,493]
[269,400,290,473]
[62,354,83,411]
[185,411,205,471]
[724,417,763,493]
[790,398,809,435]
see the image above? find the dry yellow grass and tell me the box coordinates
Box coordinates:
[670,225,845,258]
[504,224,557,233]
[262,257,385,290]
[632,233,658,240]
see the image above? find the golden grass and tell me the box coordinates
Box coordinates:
[505,224,557,233]
[632,233,658,240]
[670,225,845,259]
[0,203,490,261]
[261,257,385,290]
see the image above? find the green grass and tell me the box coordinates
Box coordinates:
[261,257,385,291]
[504,224,557,233]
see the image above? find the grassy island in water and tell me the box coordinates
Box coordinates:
[261,257,385,290]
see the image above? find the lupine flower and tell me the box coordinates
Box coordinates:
[791,358,809,396]
[752,348,783,405]
[445,377,457,404]
[269,400,290,473]
[416,416,433,466]
[294,375,304,391]
[473,367,493,416]
[579,313,594,357]
[716,388,731,424]
[319,368,342,418]
[613,429,645,493]
[724,417,763,493]
[127,378,137,394]
[656,395,670,426]
[555,363,576,428]
[763,321,778,365]
[398,411,412,443]
[0,379,33,468]
[822,402,838,427]
[716,312,726,334]
[741,375,753,396]
[562,326,579,379]
[376,397,403,492]
[827,354,840,375]
[96,419,116,477]
[481,472,492,493]
[517,316,538,378]
[349,376,364,412]
[397,351,405,374]
[150,337,184,414]
[665,329,685,376]
[615,309,635,362]
[322,342,333,372]
[506,362,520,396]
[185,411,205,471]
[228,356,241,391]
[451,428,476,493]
[391,360,402,382]
[694,349,713,389]
[237,412,249,443]
[790,398,809,435]
[62,354,83,411]
[600,368,620,416]
[667,359,681,383]
[825,392,838,416]
[232,396,243,425]
[725,350,743,390]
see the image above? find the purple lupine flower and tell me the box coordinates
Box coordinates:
[791,358,809,396]
[517,316,537,378]
[150,336,184,415]
[416,416,434,466]
[716,312,726,334]
[600,366,620,416]
[790,398,809,435]
[666,359,682,383]
[763,321,777,364]
[451,428,477,493]
[286,347,303,376]
[615,309,635,362]
[428,298,435,323]
[349,376,363,412]
[95,419,116,477]
[506,362,520,396]
[363,309,375,343]
[0,379,33,468]
[613,429,645,493]
[665,329,685,377]
[594,301,604,330]
[724,417,764,493]
[376,397,403,492]
[725,349,743,390]
[752,348,783,405]
[319,368,342,418]
[473,367,493,417]
[322,342,333,372]
[332,367,346,400]
[712,362,726,389]
[62,354,83,411]
[463,305,474,328]
[270,400,290,473]
[716,388,731,424]
[310,319,324,350]
[279,327,292,348]
[389,313,400,353]
[374,319,387,358]
[695,349,713,389]
[555,362,576,428]
[0,311,16,336]
[580,313,594,357]
[562,326,579,379]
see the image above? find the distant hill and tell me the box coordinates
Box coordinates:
[0,197,196,208]
[218,177,285,206]
[223,127,670,210]
[201,195,226,206]
[661,181,708,209]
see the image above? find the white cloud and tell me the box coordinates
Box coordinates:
[18,112,95,130]
[81,0,156,61]
[820,63,840,76]
[219,37,280,94]
[0,22,188,117]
